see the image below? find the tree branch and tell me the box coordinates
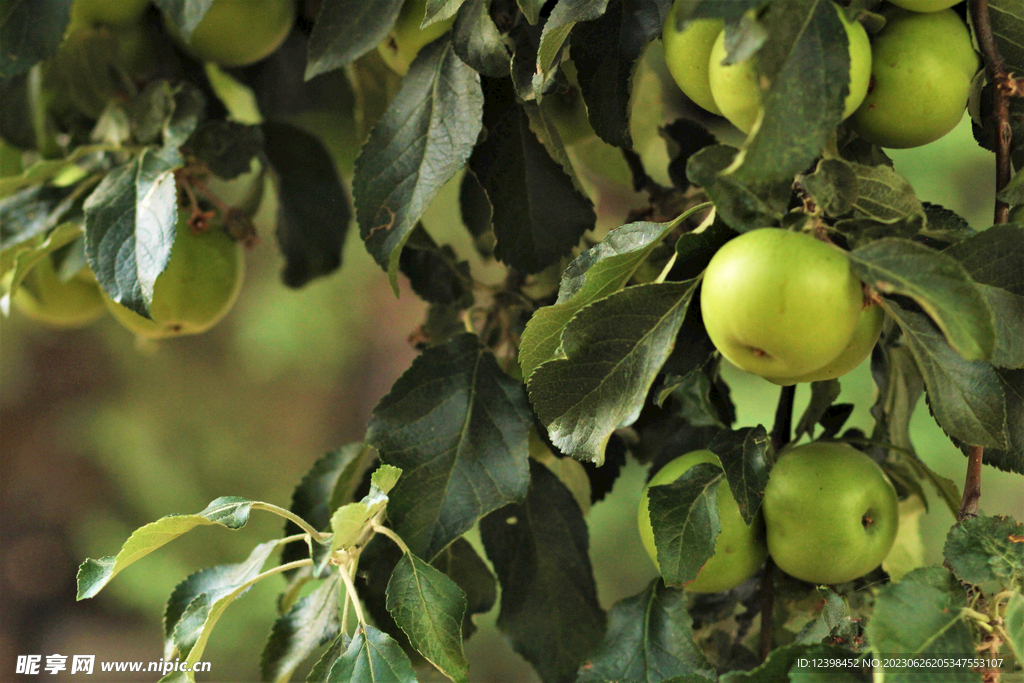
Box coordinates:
[770,384,796,453]
[958,445,984,521]
[971,0,1012,224]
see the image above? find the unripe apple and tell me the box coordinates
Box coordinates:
[638,450,767,593]
[850,9,979,149]
[886,0,960,11]
[708,2,870,133]
[164,0,295,67]
[104,216,244,339]
[13,257,105,329]
[377,0,456,76]
[69,0,150,28]
[765,302,884,385]
[700,229,865,380]
[762,441,899,585]
[662,9,724,115]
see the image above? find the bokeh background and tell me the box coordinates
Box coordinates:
[2,52,1022,683]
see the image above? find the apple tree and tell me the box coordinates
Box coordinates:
[1,0,1022,681]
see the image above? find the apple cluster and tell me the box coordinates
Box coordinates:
[663,0,979,149]
[639,441,899,591]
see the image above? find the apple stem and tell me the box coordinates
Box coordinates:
[770,384,796,453]
[758,559,775,662]
[958,445,984,522]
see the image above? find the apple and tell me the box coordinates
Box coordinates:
[13,257,106,329]
[886,0,960,11]
[708,2,870,133]
[850,9,979,149]
[700,229,865,380]
[164,0,295,67]
[104,215,244,339]
[377,0,456,76]
[662,11,724,115]
[765,302,884,385]
[69,0,150,28]
[762,441,899,585]
[638,450,767,593]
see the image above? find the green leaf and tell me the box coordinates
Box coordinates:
[850,238,996,362]
[794,380,841,440]
[847,162,926,227]
[799,158,858,218]
[577,579,714,682]
[985,369,1024,474]
[685,145,788,232]
[648,462,723,588]
[83,146,182,317]
[883,299,1008,450]
[366,333,531,560]
[0,184,78,252]
[519,218,680,380]
[708,426,770,526]
[386,553,469,681]
[326,467,398,557]
[0,0,72,78]
[451,0,509,78]
[424,0,466,26]
[530,280,699,464]
[153,0,215,41]
[354,38,482,292]
[1005,592,1024,663]
[538,0,609,82]
[0,222,82,314]
[943,515,1024,591]
[721,643,864,682]
[260,574,342,683]
[943,224,1024,296]
[306,633,348,683]
[0,144,112,199]
[479,461,605,683]
[518,0,544,24]
[305,0,405,79]
[989,0,1024,80]
[795,587,850,645]
[865,566,978,683]
[430,538,496,640]
[77,497,253,600]
[324,624,418,683]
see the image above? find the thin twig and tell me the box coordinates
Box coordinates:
[770,385,796,453]
[958,445,985,521]
[971,0,1012,224]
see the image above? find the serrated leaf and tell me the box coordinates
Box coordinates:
[262,121,349,288]
[77,497,253,600]
[386,553,468,681]
[850,238,996,361]
[883,298,1007,450]
[1006,593,1024,663]
[976,284,1024,369]
[848,162,926,226]
[451,0,509,78]
[985,369,1024,474]
[519,218,680,380]
[864,566,977,683]
[794,380,841,440]
[424,0,466,26]
[354,38,482,292]
[184,121,262,180]
[153,0,215,41]
[430,538,496,640]
[306,633,348,683]
[480,461,605,683]
[327,474,394,556]
[83,146,183,316]
[989,0,1024,75]
[323,625,417,683]
[686,145,788,232]
[261,573,342,683]
[707,426,770,526]
[366,333,531,560]
[0,0,72,78]
[943,224,1024,296]
[943,515,1024,591]
[648,462,723,588]
[538,0,610,83]
[371,464,402,495]
[796,587,849,645]
[530,280,699,464]
[577,579,714,682]
[305,0,405,79]
[799,157,857,218]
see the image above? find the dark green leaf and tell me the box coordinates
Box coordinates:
[0,184,77,249]
[577,579,714,682]
[305,0,405,79]
[708,426,770,526]
[685,145,788,232]
[944,515,1024,591]
[480,461,605,683]
[366,334,531,560]
[452,0,509,78]
[883,299,1007,450]
[0,73,34,149]
[518,0,544,24]
[519,218,681,380]
[919,203,976,245]
[847,162,926,227]
[153,0,215,40]
[83,146,182,316]
[262,120,349,288]
[0,0,72,78]
[530,281,699,464]
[354,38,482,291]
[721,643,867,682]
[943,224,1024,296]
[985,369,1024,474]
[647,462,723,588]
[306,634,348,683]
[184,121,262,180]
[864,566,978,683]
[537,0,609,82]
[77,497,253,600]
[261,574,342,683]
[424,0,466,26]
[795,587,849,645]
[398,225,472,306]
[324,624,418,683]
[977,284,1024,369]
[799,158,857,218]
[850,238,996,362]
[989,0,1024,80]
[794,380,841,440]
[457,169,494,257]
[386,553,468,681]
[469,96,594,274]
[430,538,496,640]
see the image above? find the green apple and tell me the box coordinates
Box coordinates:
[850,9,979,149]
[762,441,899,585]
[165,0,295,67]
[104,215,244,339]
[765,302,884,385]
[662,9,724,115]
[69,0,150,27]
[377,0,456,76]
[638,450,767,593]
[13,257,105,329]
[700,229,865,380]
[708,2,870,133]
[886,0,960,11]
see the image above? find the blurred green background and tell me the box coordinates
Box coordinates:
[2,78,1021,683]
